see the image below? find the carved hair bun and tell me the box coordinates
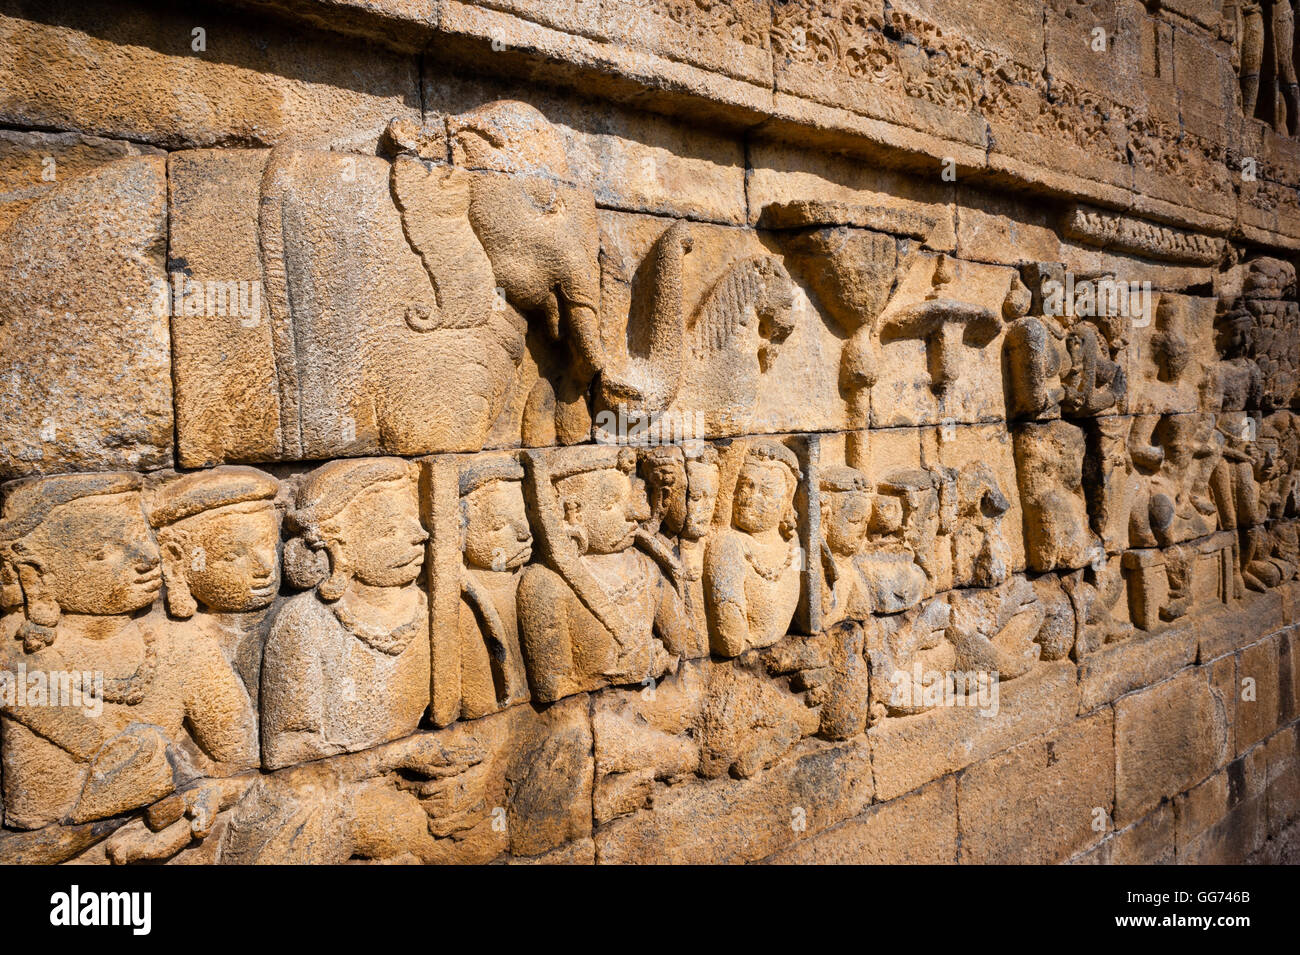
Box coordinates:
[282,536,328,590]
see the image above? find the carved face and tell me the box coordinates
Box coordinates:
[900,488,939,551]
[733,461,793,535]
[643,457,687,536]
[462,480,532,571]
[559,469,639,555]
[683,460,720,540]
[822,488,872,557]
[168,503,280,612]
[23,493,161,616]
[326,481,427,588]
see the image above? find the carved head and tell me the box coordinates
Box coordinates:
[875,469,940,553]
[683,444,721,541]
[459,459,532,572]
[285,458,426,599]
[732,440,800,538]
[0,473,160,651]
[639,445,687,537]
[553,448,644,556]
[819,466,873,558]
[149,467,281,618]
[1215,305,1256,360]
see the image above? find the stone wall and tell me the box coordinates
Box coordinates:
[0,0,1297,864]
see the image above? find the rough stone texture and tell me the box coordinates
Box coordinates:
[1114,665,1233,825]
[957,710,1115,864]
[0,156,172,479]
[1,0,1298,866]
[764,775,956,865]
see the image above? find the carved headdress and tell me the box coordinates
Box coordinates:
[283,457,414,600]
[148,466,281,618]
[0,472,144,651]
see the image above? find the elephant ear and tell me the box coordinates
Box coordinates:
[389,158,497,330]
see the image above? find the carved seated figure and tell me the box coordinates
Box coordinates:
[518,447,692,701]
[819,466,927,627]
[149,466,281,709]
[456,458,532,721]
[704,440,803,657]
[0,472,257,858]
[1003,266,1124,421]
[261,458,429,770]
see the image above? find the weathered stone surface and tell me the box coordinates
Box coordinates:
[1078,618,1197,713]
[0,129,163,232]
[2,0,1298,867]
[1174,747,1268,864]
[1070,803,1176,864]
[594,737,872,865]
[167,149,280,467]
[1265,724,1300,838]
[958,710,1115,864]
[1114,664,1234,824]
[1237,634,1284,752]
[764,775,956,865]
[0,1,419,151]
[869,660,1078,802]
[0,156,171,479]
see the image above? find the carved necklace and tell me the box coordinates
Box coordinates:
[742,537,796,582]
[330,600,421,656]
[96,626,159,706]
[592,560,649,604]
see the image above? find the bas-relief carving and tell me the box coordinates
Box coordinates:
[261,457,429,770]
[1233,0,1299,135]
[6,82,1300,865]
[425,453,532,727]
[517,446,692,701]
[703,439,806,658]
[0,472,257,862]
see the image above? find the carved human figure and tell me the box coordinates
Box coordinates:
[946,576,1044,681]
[149,466,281,708]
[639,443,718,655]
[818,466,928,628]
[951,462,1012,588]
[1271,0,1299,134]
[0,472,256,856]
[261,458,429,770]
[1013,421,1099,573]
[704,440,803,657]
[1005,264,1125,420]
[455,458,532,720]
[517,447,693,701]
[873,467,952,596]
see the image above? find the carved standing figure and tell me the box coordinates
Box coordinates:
[705,440,803,656]
[517,447,693,700]
[261,458,429,770]
[454,457,532,720]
